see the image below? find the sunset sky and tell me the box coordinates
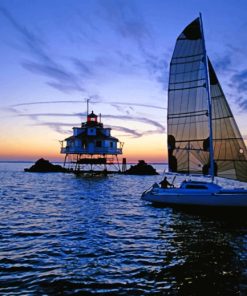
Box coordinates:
[1,0,247,162]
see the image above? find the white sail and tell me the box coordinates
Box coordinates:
[168,18,210,174]
[167,18,247,182]
[209,59,247,182]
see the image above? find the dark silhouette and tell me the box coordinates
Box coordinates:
[124,160,158,175]
[202,161,218,176]
[168,154,177,172]
[24,158,68,172]
[203,137,210,151]
[159,176,172,189]
[168,134,178,172]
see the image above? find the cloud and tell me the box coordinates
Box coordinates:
[22,61,84,92]
[2,106,21,114]
[1,3,168,96]
[71,58,95,78]
[213,54,232,73]
[11,99,165,110]
[237,97,247,111]
[16,112,82,118]
[106,125,142,138]
[31,116,164,138]
[0,7,49,62]
[97,0,168,88]
[10,105,165,138]
[231,69,247,93]
[20,111,165,132]
[0,7,85,93]
[230,70,247,111]
[98,0,152,48]
[31,121,74,135]
[101,114,165,132]
[8,96,166,138]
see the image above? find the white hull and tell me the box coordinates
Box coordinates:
[141,182,247,208]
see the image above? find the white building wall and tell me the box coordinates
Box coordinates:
[75,139,81,147]
[88,143,94,153]
[102,128,111,136]
[87,128,96,136]
[73,128,84,136]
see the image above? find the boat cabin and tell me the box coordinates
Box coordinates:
[179,180,221,191]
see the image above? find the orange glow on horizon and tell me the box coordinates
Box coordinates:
[0,143,168,163]
[0,150,167,163]
[0,126,168,163]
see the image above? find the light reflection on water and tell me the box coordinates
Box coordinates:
[0,163,247,295]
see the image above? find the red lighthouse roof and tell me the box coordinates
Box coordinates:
[86,111,98,126]
[87,111,97,120]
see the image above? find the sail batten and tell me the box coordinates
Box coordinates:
[167,17,247,181]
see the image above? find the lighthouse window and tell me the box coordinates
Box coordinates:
[96,141,102,147]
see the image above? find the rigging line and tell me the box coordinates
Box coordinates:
[169,120,208,126]
[175,138,209,142]
[173,52,204,59]
[211,94,227,99]
[169,84,206,91]
[171,58,203,65]
[170,78,206,85]
[168,113,208,119]
[175,147,208,151]
[170,67,205,75]
[169,109,208,116]
[215,159,247,162]
[212,115,233,120]
[214,137,244,141]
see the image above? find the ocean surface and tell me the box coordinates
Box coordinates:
[1,162,247,295]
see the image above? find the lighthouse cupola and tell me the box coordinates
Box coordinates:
[87,111,98,125]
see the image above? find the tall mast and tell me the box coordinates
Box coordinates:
[86,98,90,116]
[199,13,215,181]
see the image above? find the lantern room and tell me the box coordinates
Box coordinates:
[87,111,98,125]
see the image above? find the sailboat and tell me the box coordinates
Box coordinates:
[141,15,247,208]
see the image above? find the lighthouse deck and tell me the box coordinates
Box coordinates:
[61,147,122,154]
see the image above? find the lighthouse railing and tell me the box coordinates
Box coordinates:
[61,147,122,155]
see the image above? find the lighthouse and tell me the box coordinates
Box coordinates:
[60,110,123,173]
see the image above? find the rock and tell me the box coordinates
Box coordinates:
[124,160,159,175]
[24,158,68,172]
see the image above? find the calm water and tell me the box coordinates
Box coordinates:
[1,163,247,295]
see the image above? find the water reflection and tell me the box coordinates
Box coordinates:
[0,163,247,295]
[150,210,247,295]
